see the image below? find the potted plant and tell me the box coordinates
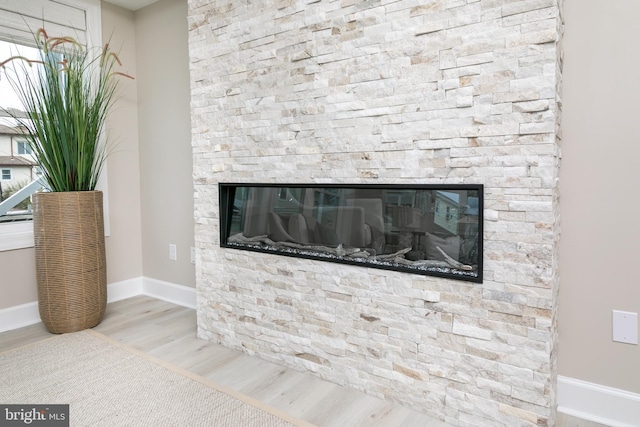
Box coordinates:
[0,29,132,333]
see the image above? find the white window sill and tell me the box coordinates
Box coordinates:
[0,222,34,251]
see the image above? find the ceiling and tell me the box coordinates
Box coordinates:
[103,0,160,12]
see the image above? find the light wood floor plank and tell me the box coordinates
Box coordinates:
[0,322,50,350]
[556,413,610,427]
[260,373,341,420]
[0,296,607,427]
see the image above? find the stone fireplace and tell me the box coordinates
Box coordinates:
[189,0,562,425]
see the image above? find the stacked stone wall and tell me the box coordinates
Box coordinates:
[189,0,563,425]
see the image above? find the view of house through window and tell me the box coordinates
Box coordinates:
[0,40,40,222]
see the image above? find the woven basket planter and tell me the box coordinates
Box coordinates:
[33,191,107,334]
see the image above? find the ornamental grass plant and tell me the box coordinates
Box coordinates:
[0,29,131,333]
[0,28,132,192]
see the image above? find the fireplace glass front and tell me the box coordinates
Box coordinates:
[219,184,483,282]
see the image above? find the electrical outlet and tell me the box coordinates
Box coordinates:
[612,310,638,345]
[190,247,196,264]
[169,244,177,261]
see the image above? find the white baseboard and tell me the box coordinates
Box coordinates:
[0,301,40,333]
[0,277,196,333]
[107,277,144,303]
[142,277,197,309]
[557,375,640,427]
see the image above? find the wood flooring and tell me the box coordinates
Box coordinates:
[0,296,609,427]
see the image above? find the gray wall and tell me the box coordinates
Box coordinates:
[135,0,195,287]
[558,0,640,394]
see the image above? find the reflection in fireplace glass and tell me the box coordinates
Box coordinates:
[220,184,483,282]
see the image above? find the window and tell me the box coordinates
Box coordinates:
[0,40,42,226]
[17,141,31,155]
[0,0,104,251]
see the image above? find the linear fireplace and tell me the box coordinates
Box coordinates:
[220,183,483,282]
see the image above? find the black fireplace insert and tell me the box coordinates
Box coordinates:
[219,183,483,282]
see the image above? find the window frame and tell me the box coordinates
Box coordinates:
[16,140,32,155]
[0,0,107,252]
[1,169,11,180]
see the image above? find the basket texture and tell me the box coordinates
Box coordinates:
[33,191,107,334]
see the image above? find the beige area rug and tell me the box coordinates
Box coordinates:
[0,330,315,427]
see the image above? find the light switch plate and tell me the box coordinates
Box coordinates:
[612,310,638,345]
